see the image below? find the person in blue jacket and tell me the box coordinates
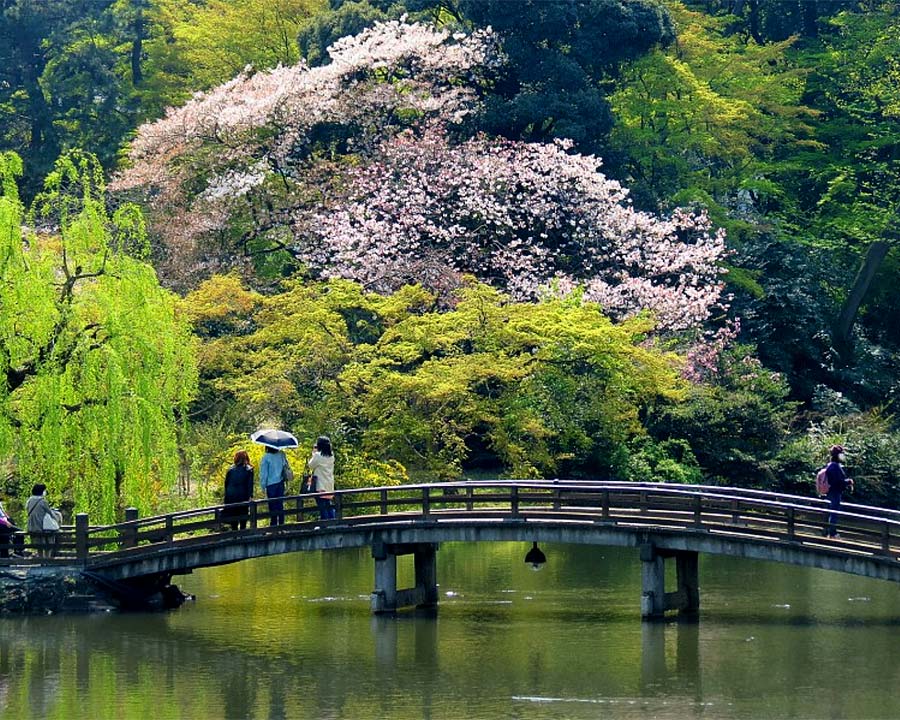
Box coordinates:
[259,447,290,526]
[825,444,853,538]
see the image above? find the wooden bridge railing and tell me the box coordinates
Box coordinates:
[2,481,899,566]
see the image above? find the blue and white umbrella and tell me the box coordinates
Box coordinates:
[250,429,299,450]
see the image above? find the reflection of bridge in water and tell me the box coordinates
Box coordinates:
[4,481,900,617]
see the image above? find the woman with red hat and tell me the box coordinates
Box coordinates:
[825,445,854,538]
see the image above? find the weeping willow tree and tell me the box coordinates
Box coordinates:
[0,150,197,522]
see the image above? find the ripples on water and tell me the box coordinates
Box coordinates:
[1,543,899,719]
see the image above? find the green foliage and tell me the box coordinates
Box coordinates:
[684,0,857,43]
[0,151,198,521]
[610,1,815,215]
[184,275,685,485]
[863,250,900,348]
[147,0,325,98]
[773,409,900,508]
[625,437,703,484]
[727,235,838,401]
[611,2,899,410]
[0,0,326,194]
[762,7,900,354]
[787,6,900,253]
[456,0,675,152]
[298,1,396,66]
[647,343,796,486]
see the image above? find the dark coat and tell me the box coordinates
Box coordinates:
[825,461,848,495]
[223,464,254,520]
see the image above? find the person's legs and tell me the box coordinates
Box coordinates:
[827,492,842,536]
[315,496,329,521]
[38,533,53,558]
[267,482,285,526]
[13,531,25,556]
[31,533,45,558]
[0,528,11,558]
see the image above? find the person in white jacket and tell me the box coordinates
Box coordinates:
[307,436,335,520]
[25,483,61,557]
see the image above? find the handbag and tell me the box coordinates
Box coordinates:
[43,511,61,532]
[302,474,317,494]
[282,460,294,484]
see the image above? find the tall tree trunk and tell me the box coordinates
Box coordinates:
[748,0,763,43]
[19,44,58,158]
[130,0,145,86]
[802,0,818,38]
[834,240,890,351]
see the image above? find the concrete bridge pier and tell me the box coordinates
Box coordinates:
[370,540,439,614]
[640,543,699,619]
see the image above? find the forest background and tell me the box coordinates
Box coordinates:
[1,0,898,523]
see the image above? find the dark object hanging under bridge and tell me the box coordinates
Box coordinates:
[524,541,546,570]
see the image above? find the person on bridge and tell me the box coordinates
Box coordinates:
[223,450,254,530]
[260,447,290,526]
[308,436,336,521]
[0,499,25,558]
[825,444,853,538]
[25,483,62,557]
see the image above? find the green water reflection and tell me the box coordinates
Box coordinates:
[1,543,899,719]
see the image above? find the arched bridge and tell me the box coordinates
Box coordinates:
[5,481,900,617]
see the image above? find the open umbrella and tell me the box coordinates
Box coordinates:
[250,429,299,450]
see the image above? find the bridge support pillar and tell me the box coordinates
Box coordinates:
[372,550,398,613]
[640,544,699,619]
[640,545,666,618]
[371,541,439,614]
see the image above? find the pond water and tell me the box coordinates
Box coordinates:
[1,542,898,719]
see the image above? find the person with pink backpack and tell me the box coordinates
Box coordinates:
[823,444,853,538]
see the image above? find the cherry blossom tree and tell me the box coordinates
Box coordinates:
[112,19,501,280]
[115,19,498,199]
[302,129,726,330]
[114,19,727,332]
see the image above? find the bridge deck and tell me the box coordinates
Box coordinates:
[2,481,898,584]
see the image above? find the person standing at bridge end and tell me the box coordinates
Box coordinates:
[25,483,62,557]
[223,450,254,530]
[308,436,336,521]
[260,447,289,526]
[825,444,853,538]
[0,498,25,558]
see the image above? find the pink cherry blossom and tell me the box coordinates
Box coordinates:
[114,20,727,334]
[301,129,726,331]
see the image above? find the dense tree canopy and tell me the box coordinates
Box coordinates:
[0,0,324,197]
[0,151,197,521]
[610,2,814,215]
[788,7,900,350]
[2,0,900,511]
[114,20,727,334]
[300,0,675,153]
[184,275,685,480]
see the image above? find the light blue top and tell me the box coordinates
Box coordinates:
[259,451,287,491]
